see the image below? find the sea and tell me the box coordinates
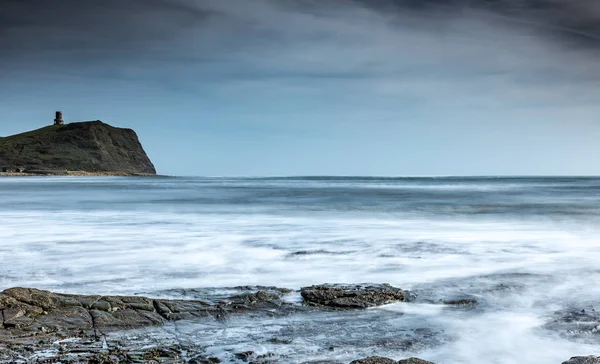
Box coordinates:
[1,176,600,363]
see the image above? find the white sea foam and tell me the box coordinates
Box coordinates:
[0,209,594,294]
[1,177,600,362]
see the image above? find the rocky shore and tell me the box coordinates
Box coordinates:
[0,285,595,363]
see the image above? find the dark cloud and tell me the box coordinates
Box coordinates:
[0,0,598,83]
[1,0,599,51]
[347,0,600,45]
[0,0,211,66]
[0,1,597,47]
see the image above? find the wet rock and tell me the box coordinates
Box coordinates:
[0,338,191,364]
[562,357,600,364]
[228,290,284,312]
[349,358,435,364]
[3,287,62,310]
[234,286,293,294]
[301,284,405,309]
[267,337,293,344]
[398,358,436,364]
[441,295,478,306]
[288,250,347,257]
[442,298,477,305]
[155,286,293,315]
[544,307,600,340]
[235,351,256,361]
[0,285,440,363]
[0,286,296,341]
[37,306,93,331]
[189,356,221,364]
[250,352,279,363]
[349,356,397,364]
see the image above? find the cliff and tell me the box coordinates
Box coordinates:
[0,121,156,175]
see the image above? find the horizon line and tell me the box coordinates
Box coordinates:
[160,174,600,178]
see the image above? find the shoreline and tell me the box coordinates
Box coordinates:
[0,285,593,364]
[0,171,157,177]
[0,284,416,363]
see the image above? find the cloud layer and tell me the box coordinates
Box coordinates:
[1,0,599,175]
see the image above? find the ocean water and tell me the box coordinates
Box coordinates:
[1,176,600,363]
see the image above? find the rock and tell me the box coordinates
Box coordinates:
[301,284,405,308]
[543,306,600,340]
[228,290,284,312]
[232,351,279,363]
[349,356,397,364]
[250,352,278,363]
[442,296,478,306]
[267,337,293,344]
[0,120,156,174]
[1,285,436,363]
[0,286,296,341]
[189,356,222,364]
[349,357,435,364]
[235,351,256,361]
[398,358,436,364]
[562,357,600,364]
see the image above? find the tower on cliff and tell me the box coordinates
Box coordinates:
[54,111,64,125]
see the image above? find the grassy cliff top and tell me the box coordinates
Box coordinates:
[0,121,156,174]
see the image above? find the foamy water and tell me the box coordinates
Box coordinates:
[1,176,599,363]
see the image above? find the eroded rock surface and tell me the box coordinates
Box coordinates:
[562,357,600,364]
[301,284,405,309]
[543,306,600,341]
[350,357,435,364]
[0,286,292,342]
[4,285,585,364]
[0,283,412,345]
[350,356,397,364]
[398,358,436,364]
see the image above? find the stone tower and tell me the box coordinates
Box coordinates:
[54,111,64,125]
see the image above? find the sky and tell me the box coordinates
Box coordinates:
[0,0,599,176]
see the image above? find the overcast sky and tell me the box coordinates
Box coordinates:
[1,0,599,176]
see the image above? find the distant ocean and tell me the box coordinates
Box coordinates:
[1,176,600,363]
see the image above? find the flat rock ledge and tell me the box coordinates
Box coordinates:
[350,357,435,364]
[562,357,600,364]
[0,286,290,342]
[0,284,408,341]
[301,284,406,309]
[2,286,589,363]
[351,357,600,364]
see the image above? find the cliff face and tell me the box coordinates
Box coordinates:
[0,121,156,174]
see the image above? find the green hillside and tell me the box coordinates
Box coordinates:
[0,121,156,174]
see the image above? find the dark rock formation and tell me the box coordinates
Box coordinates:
[0,283,411,341]
[562,357,600,364]
[0,121,156,174]
[189,356,222,364]
[543,306,600,341]
[440,293,479,307]
[0,339,198,364]
[350,357,397,364]
[0,286,293,342]
[442,298,478,306]
[350,357,435,364]
[300,284,405,309]
[398,359,436,364]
